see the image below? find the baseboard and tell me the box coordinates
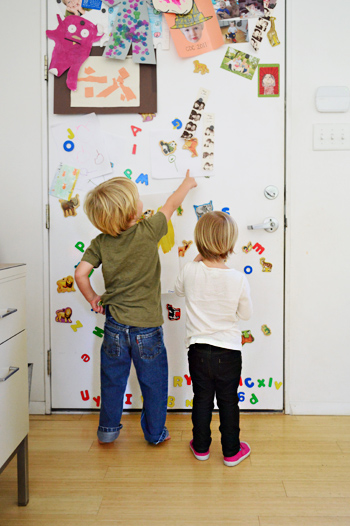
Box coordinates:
[29,401,46,415]
[287,402,350,415]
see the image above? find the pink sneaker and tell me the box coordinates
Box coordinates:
[223,442,251,467]
[189,439,210,461]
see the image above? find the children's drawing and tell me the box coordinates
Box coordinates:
[59,194,81,217]
[258,64,279,97]
[181,87,210,140]
[221,47,259,80]
[82,0,102,9]
[147,5,170,50]
[202,113,214,172]
[164,0,223,58]
[70,56,140,108]
[239,0,264,19]
[46,15,103,91]
[193,200,213,220]
[103,0,156,64]
[51,114,111,183]
[250,15,269,51]
[56,1,109,47]
[57,276,76,293]
[153,0,193,15]
[49,163,80,200]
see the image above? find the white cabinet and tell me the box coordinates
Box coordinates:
[0,264,29,506]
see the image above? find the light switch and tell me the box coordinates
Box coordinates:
[313,123,350,150]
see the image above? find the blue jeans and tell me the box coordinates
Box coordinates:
[98,307,169,444]
[188,343,242,457]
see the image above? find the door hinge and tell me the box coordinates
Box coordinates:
[47,350,51,376]
[46,204,50,229]
[44,55,48,81]
[284,216,288,228]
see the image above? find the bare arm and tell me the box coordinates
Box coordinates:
[74,261,105,314]
[160,169,197,222]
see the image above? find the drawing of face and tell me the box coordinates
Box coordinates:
[262,73,275,87]
[180,23,204,43]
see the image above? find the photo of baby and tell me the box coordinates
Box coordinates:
[220,18,248,43]
[214,0,239,20]
[238,0,264,18]
[220,47,260,80]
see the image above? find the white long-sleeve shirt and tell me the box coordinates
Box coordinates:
[174,261,253,350]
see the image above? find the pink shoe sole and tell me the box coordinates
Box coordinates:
[224,442,251,467]
[189,440,210,461]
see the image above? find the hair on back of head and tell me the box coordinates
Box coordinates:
[84,177,138,236]
[194,211,238,261]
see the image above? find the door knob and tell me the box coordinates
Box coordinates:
[247,217,279,233]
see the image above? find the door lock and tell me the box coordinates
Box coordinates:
[247,217,279,233]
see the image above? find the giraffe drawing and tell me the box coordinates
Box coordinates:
[267,17,280,47]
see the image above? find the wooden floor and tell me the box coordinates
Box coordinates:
[1,413,350,525]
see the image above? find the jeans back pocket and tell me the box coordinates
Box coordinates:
[137,327,163,360]
[102,326,121,358]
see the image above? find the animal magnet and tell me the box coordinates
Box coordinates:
[55,308,73,323]
[178,240,193,257]
[193,200,213,220]
[177,205,184,216]
[103,0,156,64]
[159,140,177,156]
[242,330,254,345]
[267,16,280,46]
[242,242,253,253]
[260,257,273,272]
[193,60,209,75]
[139,209,154,221]
[46,15,103,91]
[57,275,76,293]
[140,113,156,122]
[183,138,198,157]
[166,304,181,321]
[261,324,271,335]
[59,194,80,217]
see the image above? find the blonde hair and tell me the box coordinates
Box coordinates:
[84,177,138,236]
[194,211,238,261]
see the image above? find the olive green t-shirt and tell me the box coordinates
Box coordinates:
[81,212,168,327]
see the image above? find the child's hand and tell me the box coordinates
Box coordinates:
[90,295,105,314]
[185,169,197,189]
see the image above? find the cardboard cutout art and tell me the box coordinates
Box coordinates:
[46,15,103,91]
[153,0,193,15]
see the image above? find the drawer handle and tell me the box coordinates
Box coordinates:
[0,308,17,319]
[0,366,20,382]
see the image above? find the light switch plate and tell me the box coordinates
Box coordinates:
[313,123,350,150]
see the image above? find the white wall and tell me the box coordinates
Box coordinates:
[0,1,48,413]
[1,0,350,415]
[285,0,350,414]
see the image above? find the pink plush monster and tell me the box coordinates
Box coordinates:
[46,15,102,91]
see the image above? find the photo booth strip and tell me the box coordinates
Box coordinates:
[250,2,278,51]
[202,113,214,172]
[181,87,210,140]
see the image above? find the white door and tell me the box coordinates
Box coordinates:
[47,1,285,410]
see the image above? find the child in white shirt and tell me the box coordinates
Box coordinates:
[175,211,253,466]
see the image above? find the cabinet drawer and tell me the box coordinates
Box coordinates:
[0,331,29,467]
[0,275,26,344]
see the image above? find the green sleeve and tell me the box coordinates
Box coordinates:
[81,236,102,268]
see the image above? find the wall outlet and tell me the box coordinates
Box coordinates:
[313,123,350,150]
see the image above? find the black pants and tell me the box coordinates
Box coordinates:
[188,343,242,458]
